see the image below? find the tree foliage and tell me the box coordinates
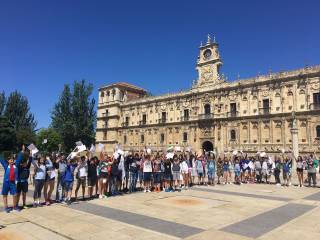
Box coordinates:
[51,80,96,152]
[0,91,5,115]
[4,91,37,131]
[0,116,17,152]
[36,128,63,153]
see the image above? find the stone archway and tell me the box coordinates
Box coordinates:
[202,140,214,152]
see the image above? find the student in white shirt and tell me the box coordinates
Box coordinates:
[75,156,88,201]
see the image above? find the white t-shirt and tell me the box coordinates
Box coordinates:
[143,161,152,172]
[79,165,88,177]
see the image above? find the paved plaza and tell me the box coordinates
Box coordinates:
[0,168,320,240]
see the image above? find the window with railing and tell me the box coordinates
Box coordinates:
[204,104,211,115]
[142,114,147,125]
[160,112,167,123]
[230,103,237,117]
[183,109,190,121]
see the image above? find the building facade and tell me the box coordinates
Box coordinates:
[96,36,320,155]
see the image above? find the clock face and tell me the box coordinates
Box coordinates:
[203,49,212,59]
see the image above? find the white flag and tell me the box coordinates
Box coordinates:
[89,144,96,153]
[31,148,39,156]
[97,143,104,152]
[28,144,36,151]
[76,141,83,146]
[77,144,87,152]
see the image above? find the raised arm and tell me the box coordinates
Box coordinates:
[0,153,6,169]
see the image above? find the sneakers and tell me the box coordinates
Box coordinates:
[147,189,151,193]
[12,207,21,212]
[4,208,11,213]
[144,189,147,193]
[99,194,103,199]
[22,205,29,209]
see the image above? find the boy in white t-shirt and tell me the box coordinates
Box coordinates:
[75,156,88,201]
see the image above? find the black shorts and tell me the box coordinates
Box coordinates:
[143,172,152,181]
[17,181,28,193]
[297,168,304,173]
[153,172,161,184]
[88,177,97,187]
[164,173,172,181]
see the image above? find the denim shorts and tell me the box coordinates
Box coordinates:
[2,181,17,195]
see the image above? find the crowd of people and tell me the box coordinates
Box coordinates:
[1,145,319,213]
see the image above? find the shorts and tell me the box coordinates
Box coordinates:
[164,173,172,181]
[88,177,97,187]
[297,168,303,173]
[64,181,74,192]
[207,171,215,179]
[198,172,204,178]
[2,181,17,195]
[153,172,161,184]
[172,171,180,181]
[143,172,152,181]
[235,170,241,177]
[17,181,28,193]
[77,177,86,188]
[99,172,108,179]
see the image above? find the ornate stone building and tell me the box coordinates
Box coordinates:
[96,36,320,155]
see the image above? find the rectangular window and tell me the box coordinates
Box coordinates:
[230,103,237,117]
[141,135,144,143]
[313,93,320,109]
[263,99,270,113]
[142,114,147,125]
[161,112,167,123]
[160,133,165,143]
[184,109,189,121]
[183,132,188,142]
[125,116,130,126]
[124,135,127,144]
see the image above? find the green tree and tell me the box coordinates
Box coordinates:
[0,91,5,115]
[4,91,37,131]
[0,116,17,152]
[51,80,96,151]
[36,128,63,153]
[4,91,37,146]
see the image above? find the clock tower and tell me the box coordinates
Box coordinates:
[196,34,223,87]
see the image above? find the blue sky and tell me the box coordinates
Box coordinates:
[1,0,320,128]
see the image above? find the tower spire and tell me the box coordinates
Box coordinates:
[207,34,212,44]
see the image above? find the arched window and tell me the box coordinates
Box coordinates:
[316,125,320,138]
[204,104,211,115]
[230,130,236,140]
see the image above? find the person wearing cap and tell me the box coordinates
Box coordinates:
[0,145,24,213]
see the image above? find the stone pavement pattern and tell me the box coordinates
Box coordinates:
[0,169,320,239]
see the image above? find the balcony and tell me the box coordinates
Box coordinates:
[122,122,129,127]
[158,118,167,124]
[139,120,147,126]
[259,107,271,115]
[198,113,214,120]
[310,103,320,110]
[227,111,239,117]
[181,116,190,121]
